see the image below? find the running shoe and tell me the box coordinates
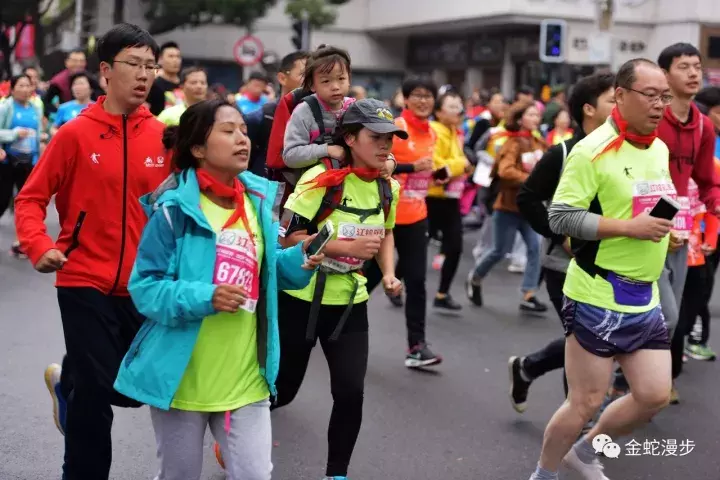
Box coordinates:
[508,356,531,413]
[433,294,462,311]
[387,293,403,308]
[508,263,525,273]
[43,363,66,435]
[685,344,717,361]
[670,384,679,405]
[214,441,225,469]
[405,343,442,368]
[520,296,548,313]
[561,447,609,480]
[466,272,483,307]
[9,241,27,259]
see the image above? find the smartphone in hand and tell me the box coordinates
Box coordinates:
[306,222,335,256]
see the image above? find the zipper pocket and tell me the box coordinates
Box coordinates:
[124,322,155,366]
[63,211,87,258]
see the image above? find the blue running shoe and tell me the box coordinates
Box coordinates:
[44,363,66,435]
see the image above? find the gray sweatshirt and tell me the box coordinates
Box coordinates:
[282,94,354,169]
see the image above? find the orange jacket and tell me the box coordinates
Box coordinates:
[392,112,436,225]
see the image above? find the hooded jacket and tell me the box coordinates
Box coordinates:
[657,103,720,211]
[15,96,170,295]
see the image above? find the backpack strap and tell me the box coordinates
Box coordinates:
[304,95,331,144]
[377,178,393,221]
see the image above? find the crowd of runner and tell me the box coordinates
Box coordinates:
[2,21,720,480]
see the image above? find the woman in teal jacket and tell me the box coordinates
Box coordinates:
[114,99,323,480]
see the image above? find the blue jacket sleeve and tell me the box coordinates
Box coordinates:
[128,205,217,327]
[275,242,314,291]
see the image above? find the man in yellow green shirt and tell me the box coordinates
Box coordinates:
[157,66,208,126]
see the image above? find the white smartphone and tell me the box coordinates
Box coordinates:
[306,222,334,256]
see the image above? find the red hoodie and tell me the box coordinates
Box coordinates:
[657,102,720,211]
[15,96,171,295]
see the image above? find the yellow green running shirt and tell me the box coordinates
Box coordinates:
[171,193,269,412]
[283,164,400,306]
[552,120,673,313]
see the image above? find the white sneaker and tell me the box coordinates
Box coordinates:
[561,447,609,480]
[508,263,526,273]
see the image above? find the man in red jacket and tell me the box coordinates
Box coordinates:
[14,24,168,480]
[656,43,720,402]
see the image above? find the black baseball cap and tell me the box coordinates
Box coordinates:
[341,99,409,139]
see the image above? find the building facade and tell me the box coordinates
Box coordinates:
[56,0,720,97]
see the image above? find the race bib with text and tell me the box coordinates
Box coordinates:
[213,229,259,313]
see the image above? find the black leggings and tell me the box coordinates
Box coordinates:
[521,268,568,396]
[364,219,428,348]
[274,292,369,477]
[688,249,720,345]
[426,197,463,295]
[0,161,33,219]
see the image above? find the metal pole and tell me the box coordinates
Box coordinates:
[301,10,310,51]
[598,0,613,32]
[75,0,84,48]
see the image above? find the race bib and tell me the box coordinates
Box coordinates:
[322,223,384,273]
[445,177,466,199]
[213,229,259,313]
[521,149,543,172]
[631,180,677,218]
[673,196,692,239]
[402,171,432,199]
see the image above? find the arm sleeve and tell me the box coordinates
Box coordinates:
[495,140,529,185]
[128,206,216,327]
[517,145,565,238]
[704,213,719,249]
[548,144,602,240]
[53,105,65,128]
[282,103,329,168]
[693,116,720,212]
[275,241,315,291]
[14,129,75,264]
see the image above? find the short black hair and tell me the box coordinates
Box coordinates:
[303,44,351,91]
[180,66,207,84]
[69,71,92,87]
[615,58,658,89]
[695,86,720,113]
[10,74,30,91]
[248,72,269,83]
[67,48,86,59]
[658,43,702,71]
[568,72,615,127]
[164,99,243,170]
[97,23,159,64]
[401,77,437,99]
[515,85,534,101]
[280,51,309,73]
[160,41,180,56]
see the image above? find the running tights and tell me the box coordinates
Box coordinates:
[426,197,463,294]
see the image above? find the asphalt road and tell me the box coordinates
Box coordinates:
[1,209,719,480]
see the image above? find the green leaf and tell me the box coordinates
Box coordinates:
[285,0,346,28]
[141,0,278,35]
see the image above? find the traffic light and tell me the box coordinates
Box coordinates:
[291,18,310,51]
[539,19,566,63]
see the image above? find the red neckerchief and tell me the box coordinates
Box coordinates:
[243,92,261,103]
[497,130,533,139]
[401,109,430,133]
[196,169,253,239]
[301,166,380,190]
[593,106,657,162]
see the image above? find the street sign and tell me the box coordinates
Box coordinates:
[233,35,264,67]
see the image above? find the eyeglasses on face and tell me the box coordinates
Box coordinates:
[625,87,673,106]
[113,60,160,74]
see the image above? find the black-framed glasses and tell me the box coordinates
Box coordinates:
[113,60,160,74]
[625,88,673,106]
